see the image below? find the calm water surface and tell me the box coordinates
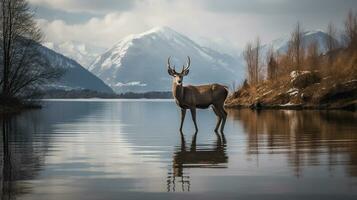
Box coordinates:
[1,100,357,200]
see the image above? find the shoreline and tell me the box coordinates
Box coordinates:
[0,102,42,115]
[224,102,357,111]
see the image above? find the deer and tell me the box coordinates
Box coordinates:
[167,56,228,133]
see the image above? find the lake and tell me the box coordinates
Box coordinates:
[1,100,357,200]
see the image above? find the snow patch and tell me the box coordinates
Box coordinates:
[345,79,357,84]
[281,102,298,106]
[290,70,310,79]
[262,90,273,96]
[115,81,147,87]
[287,87,299,96]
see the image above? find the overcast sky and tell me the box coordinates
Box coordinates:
[30,0,357,50]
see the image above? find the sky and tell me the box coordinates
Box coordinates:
[30,0,357,51]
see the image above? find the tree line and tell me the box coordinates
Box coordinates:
[243,10,357,86]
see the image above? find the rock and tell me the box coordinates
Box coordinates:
[319,80,357,104]
[290,70,321,89]
[271,92,291,105]
[301,93,310,102]
[250,102,262,110]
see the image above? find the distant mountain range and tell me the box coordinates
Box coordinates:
[89,26,244,93]
[44,41,105,68]
[38,44,113,93]
[261,30,339,56]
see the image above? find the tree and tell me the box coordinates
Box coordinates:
[266,48,278,80]
[289,22,304,70]
[306,40,320,71]
[0,0,61,99]
[326,22,338,52]
[344,10,357,50]
[243,37,262,85]
[243,42,255,84]
[326,22,338,68]
[254,37,261,83]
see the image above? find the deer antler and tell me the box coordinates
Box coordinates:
[167,56,177,74]
[181,56,191,73]
[167,56,172,70]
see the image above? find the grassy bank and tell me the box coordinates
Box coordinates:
[225,70,357,111]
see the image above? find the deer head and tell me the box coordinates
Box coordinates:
[167,56,191,86]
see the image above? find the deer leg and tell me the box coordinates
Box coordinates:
[218,105,227,133]
[190,108,198,132]
[179,108,186,132]
[212,106,222,133]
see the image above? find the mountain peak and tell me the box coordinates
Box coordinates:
[303,29,325,36]
[145,26,176,34]
[110,26,180,49]
[132,26,181,41]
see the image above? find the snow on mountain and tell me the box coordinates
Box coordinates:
[38,44,113,93]
[44,41,105,69]
[90,26,244,93]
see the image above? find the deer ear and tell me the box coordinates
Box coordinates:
[183,69,189,76]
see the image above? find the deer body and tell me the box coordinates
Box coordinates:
[167,57,228,133]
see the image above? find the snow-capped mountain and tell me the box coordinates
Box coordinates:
[38,44,113,93]
[44,41,105,68]
[90,26,244,93]
[261,30,338,56]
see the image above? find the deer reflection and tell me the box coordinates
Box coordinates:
[167,132,228,192]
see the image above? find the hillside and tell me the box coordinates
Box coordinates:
[38,44,113,93]
[44,41,105,68]
[226,46,357,110]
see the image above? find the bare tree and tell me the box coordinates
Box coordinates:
[326,22,338,52]
[0,0,61,99]
[266,47,278,80]
[289,22,304,70]
[306,40,320,71]
[325,22,338,68]
[344,9,357,50]
[243,42,255,84]
[243,37,262,85]
[254,37,261,83]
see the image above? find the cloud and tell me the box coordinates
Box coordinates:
[29,0,139,14]
[37,0,276,49]
[200,0,357,15]
[38,12,152,48]
[35,0,356,50]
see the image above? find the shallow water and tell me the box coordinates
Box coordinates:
[1,100,357,199]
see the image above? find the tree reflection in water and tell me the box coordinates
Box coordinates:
[0,115,46,200]
[167,132,228,192]
[227,109,357,177]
